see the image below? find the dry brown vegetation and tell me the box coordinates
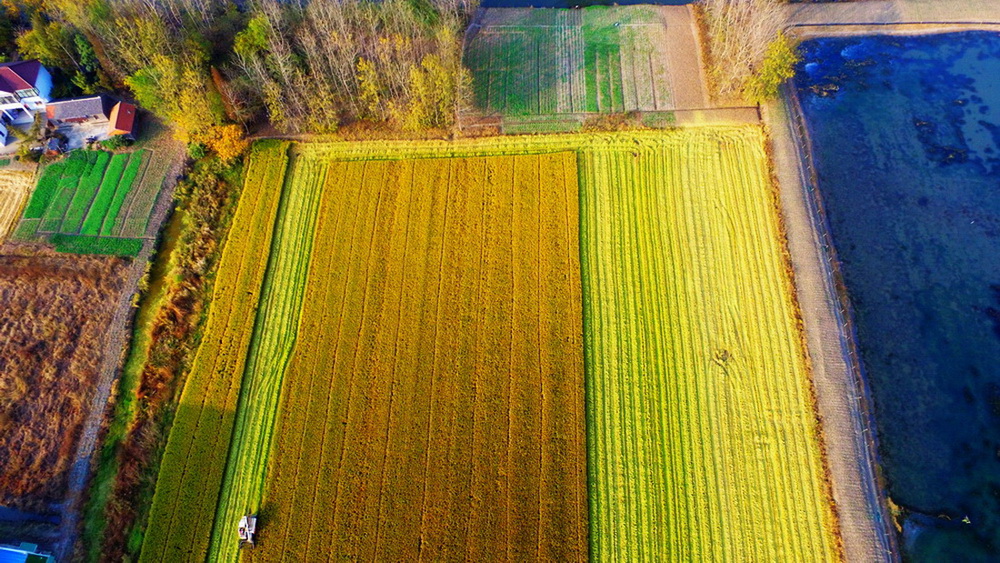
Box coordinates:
[698,0,785,101]
[0,171,34,243]
[0,247,128,513]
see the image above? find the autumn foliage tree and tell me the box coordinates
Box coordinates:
[233,0,477,133]
[699,0,795,103]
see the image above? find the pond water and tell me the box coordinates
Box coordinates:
[795,32,1000,561]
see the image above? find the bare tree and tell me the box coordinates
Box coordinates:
[699,0,785,101]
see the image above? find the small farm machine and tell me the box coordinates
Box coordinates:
[238,514,257,548]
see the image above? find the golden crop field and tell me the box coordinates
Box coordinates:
[0,170,34,242]
[250,149,590,561]
[137,131,842,562]
[139,142,290,562]
[579,128,841,560]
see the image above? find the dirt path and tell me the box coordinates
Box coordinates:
[764,94,898,563]
[761,6,1000,562]
[53,150,183,562]
[785,0,1000,31]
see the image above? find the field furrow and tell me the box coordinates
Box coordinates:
[579,128,840,561]
[139,142,289,562]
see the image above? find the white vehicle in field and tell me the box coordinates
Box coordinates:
[238,514,257,548]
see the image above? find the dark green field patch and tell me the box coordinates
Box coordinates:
[13,148,156,256]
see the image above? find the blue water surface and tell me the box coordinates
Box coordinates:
[795,32,1000,561]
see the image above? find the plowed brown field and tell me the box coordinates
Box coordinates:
[253,152,589,561]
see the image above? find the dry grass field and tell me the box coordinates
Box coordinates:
[0,170,34,243]
[0,248,128,512]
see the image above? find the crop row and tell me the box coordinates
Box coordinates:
[252,151,589,561]
[102,150,147,237]
[138,141,290,563]
[80,154,130,235]
[578,128,839,560]
[61,150,111,233]
[37,150,96,233]
[208,153,327,559]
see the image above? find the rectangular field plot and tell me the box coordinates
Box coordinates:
[0,169,34,243]
[244,150,589,561]
[579,128,840,560]
[11,148,162,255]
[466,6,673,122]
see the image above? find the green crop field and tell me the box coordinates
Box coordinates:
[465,6,673,128]
[579,128,840,560]
[12,148,163,256]
[140,130,841,562]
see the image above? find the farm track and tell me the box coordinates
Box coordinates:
[138,143,290,562]
[579,128,840,560]
[245,147,589,562]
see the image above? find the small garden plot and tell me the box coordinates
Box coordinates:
[465,6,673,130]
[12,148,163,256]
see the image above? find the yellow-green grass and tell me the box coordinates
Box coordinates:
[138,141,290,562]
[0,170,34,242]
[579,128,840,560]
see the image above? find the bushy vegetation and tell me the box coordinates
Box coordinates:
[699,0,797,102]
[13,0,476,143]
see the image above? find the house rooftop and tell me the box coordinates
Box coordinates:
[45,94,112,122]
[110,101,137,135]
[0,60,42,93]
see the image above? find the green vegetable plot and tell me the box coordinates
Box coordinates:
[12,148,160,256]
[465,6,673,125]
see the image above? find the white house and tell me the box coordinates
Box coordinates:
[0,60,52,126]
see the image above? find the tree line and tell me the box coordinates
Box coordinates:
[0,0,478,153]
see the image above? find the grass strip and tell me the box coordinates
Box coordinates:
[50,234,143,256]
